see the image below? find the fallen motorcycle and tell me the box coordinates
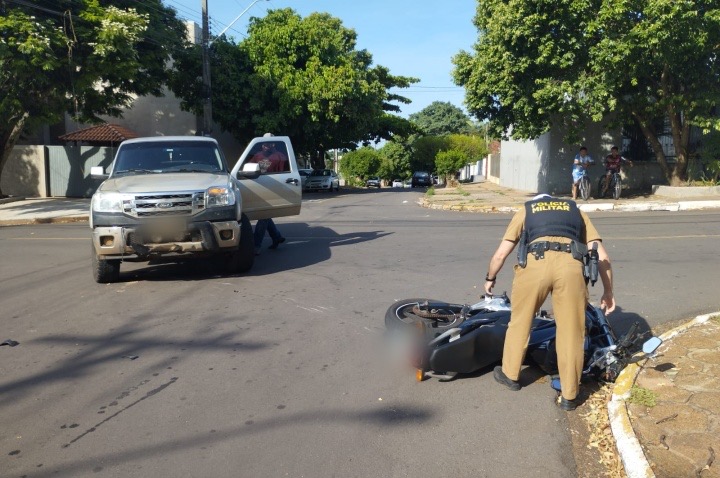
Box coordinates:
[385,294,662,388]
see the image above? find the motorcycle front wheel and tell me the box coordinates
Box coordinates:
[384,298,466,331]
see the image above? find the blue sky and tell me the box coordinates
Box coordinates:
[163,0,479,118]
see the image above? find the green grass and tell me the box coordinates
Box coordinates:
[456,185,471,197]
[628,385,658,407]
[425,186,435,196]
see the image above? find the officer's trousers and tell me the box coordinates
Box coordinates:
[501,250,588,400]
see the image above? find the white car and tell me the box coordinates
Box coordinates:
[305,169,340,192]
[392,179,403,188]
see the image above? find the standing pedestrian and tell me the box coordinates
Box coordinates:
[484,194,615,410]
[249,136,288,254]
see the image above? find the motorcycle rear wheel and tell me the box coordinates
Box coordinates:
[384,298,466,331]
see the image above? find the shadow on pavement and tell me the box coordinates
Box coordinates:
[112,222,392,282]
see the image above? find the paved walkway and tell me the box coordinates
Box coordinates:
[2,184,719,478]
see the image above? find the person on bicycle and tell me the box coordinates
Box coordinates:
[601,146,632,196]
[571,146,594,200]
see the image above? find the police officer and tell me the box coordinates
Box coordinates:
[484,194,616,410]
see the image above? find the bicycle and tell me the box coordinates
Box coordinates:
[598,171,622,200]
[577,170,592,200]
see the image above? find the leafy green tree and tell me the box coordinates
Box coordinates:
[409,101,472,136]
[168,37,255,143]
[447,134,487,163]
[339,146,382,184]
[453,0,720,185]
[0,0,188,196]
[378,141,412,181]
[435,149,468,181]
[410,135,449,172]
[240,9,417,169]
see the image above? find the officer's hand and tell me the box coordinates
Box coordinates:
[484,279,495,296]
[600,292,616,314]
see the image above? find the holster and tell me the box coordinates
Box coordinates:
[517,229,528,268]
[579,242,599,286]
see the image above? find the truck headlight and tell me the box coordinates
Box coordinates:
[206,186,235,207]
[92,192,128,213]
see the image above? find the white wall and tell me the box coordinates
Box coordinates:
[2,146,48,197]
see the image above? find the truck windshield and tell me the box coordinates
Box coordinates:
[113,141,225,175]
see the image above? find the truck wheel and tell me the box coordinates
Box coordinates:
[91,244,120,283]
[226,214,254,274]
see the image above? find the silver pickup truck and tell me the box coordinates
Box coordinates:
[89,135,301,283]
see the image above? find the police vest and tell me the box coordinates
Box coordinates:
[524,198,583,243]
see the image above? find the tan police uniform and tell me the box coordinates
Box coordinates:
[500,198,601,401]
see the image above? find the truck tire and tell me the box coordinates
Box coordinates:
[226,214,254,274]
[91,244,120,283]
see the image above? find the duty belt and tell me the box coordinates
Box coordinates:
[528,241,572,260]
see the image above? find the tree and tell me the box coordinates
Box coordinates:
[410,135,449,173]
[435,149,469,182]
[0,0,188,196]
[169,9,418,170]
[339,147,382,184]
[409,101,472,136]
[453,0,720,185]
[378,141,412,181]
[447,134,487,163]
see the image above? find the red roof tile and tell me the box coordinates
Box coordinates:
[59,124,140,144]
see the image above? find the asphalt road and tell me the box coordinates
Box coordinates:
[1,189,718,478]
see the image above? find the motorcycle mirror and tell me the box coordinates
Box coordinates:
[642,336,662,355]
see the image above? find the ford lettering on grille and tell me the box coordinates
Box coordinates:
[157,202,173,209]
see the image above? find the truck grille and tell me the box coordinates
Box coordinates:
[123,192,205,217]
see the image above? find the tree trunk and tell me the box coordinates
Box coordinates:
[632,112,672,184]
[667,106,690,186]
[0,114,28,197]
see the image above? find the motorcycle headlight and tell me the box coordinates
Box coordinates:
[92,192,129,213]
[206,186,235,207]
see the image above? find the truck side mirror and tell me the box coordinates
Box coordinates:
[237,162,261,179]
[90,166,108,179]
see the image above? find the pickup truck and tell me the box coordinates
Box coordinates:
[89,135,301,283]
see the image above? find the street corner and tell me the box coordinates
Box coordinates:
[610,312,720,478]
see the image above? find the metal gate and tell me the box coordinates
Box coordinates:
[47,146,115,197]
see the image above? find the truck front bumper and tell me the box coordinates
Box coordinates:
[92,220,241,258]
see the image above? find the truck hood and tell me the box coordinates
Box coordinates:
[99,172,230,194]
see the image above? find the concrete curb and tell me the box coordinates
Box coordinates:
[0,216,88,226]
[419,198,720,213]
[609,311,719,478]
[0,196,26,205]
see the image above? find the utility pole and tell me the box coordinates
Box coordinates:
[201,0,212,135]
[200,0,267,136]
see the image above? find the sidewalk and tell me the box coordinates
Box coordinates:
[0,197,90,225]
[611,314,720,478]
[418,180,720,213]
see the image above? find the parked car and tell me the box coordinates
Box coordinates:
[392,179,403,188]
[366,176,381,188]
[305,169,340,192]
[299,168,313,190]
[411,171,432,188]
